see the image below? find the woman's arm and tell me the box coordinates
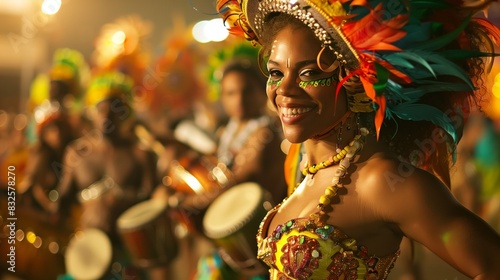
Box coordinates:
[373,162,500,279]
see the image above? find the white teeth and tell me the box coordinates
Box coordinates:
[281,107,313,117]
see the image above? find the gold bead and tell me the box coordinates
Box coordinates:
[319,195,331,205]
[325,186,337,196]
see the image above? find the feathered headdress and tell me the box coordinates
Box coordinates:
[92,15,152,88]
[217,0,500,143]
[85,71,134,107]
[49,48,89,97]
[143,17,207,113]
[206,39,261,101]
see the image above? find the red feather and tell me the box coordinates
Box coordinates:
[342,4,408,52]
[473,17,500,45]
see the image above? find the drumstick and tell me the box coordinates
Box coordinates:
[134,124,166,156]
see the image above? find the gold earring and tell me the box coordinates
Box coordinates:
[317,46,340,73]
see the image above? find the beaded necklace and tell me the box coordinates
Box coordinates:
[303,127,369,224]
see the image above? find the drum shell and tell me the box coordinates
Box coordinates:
[166,148,234,234]
[168,151,232,195]
[117,200,178,269]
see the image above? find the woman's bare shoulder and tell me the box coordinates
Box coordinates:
[354,155,457,219]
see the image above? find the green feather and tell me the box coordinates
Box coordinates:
[390,103,458,143]
[412,17,471,51]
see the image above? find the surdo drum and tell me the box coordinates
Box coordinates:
[65,228,113,280]
[116,199,178,268]
[203,182,273,276]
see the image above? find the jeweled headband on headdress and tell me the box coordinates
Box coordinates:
[217,0,500,142]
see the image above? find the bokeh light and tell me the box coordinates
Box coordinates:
[192,18,229,43]
[41,0,61,15]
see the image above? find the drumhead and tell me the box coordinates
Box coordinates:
[117,199,168,230]
[65,228,112,280]
[203,182,263,239]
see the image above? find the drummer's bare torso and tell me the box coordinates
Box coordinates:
[69,139,147,191]
[57,133,155,212]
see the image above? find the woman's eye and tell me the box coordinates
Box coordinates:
[300,69,321,79]
[268,69,283,80]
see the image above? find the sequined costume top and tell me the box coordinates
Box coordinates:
[256,181,400,279]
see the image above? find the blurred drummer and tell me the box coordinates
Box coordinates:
[19,101,74,217]
[54,71,157,247]
[214,44,287,203]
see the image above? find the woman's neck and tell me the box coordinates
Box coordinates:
[303,126,391,166]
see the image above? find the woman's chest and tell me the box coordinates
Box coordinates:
[267,175,399,255]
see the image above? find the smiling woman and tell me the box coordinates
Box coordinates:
[217,0,500,279]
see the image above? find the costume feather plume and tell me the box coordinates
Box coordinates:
[390,103,458,143]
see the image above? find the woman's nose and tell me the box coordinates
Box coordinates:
[276,75,300,96]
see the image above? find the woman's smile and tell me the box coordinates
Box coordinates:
[278,105,315,124]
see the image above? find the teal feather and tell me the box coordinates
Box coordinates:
[408,0,451,20]
[412,17,471,51]
[409,0,450,9]
[381,50,475,88]
[441,49,500,60]
[395,22,434,48]
[386,80,473,101]
[389,103,458,143]
[384,51,436,77]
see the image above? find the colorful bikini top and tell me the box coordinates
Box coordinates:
[256,186,400,279]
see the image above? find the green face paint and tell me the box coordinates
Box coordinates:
[298,75,336,89]
[267,78,283,88]
[267,74,337,90]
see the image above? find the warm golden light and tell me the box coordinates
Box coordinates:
[111,30,126,45]
[41,0,61,15]
[493,73,500,99]
[16,229,25,241]
[0,0,31,14]
[48,241,60,254]
[33,236,43,248]
[26,231,37,244]
[192,18,229,43]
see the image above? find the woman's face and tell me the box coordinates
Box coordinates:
[266,25,348,143]
[221,70,266,120]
